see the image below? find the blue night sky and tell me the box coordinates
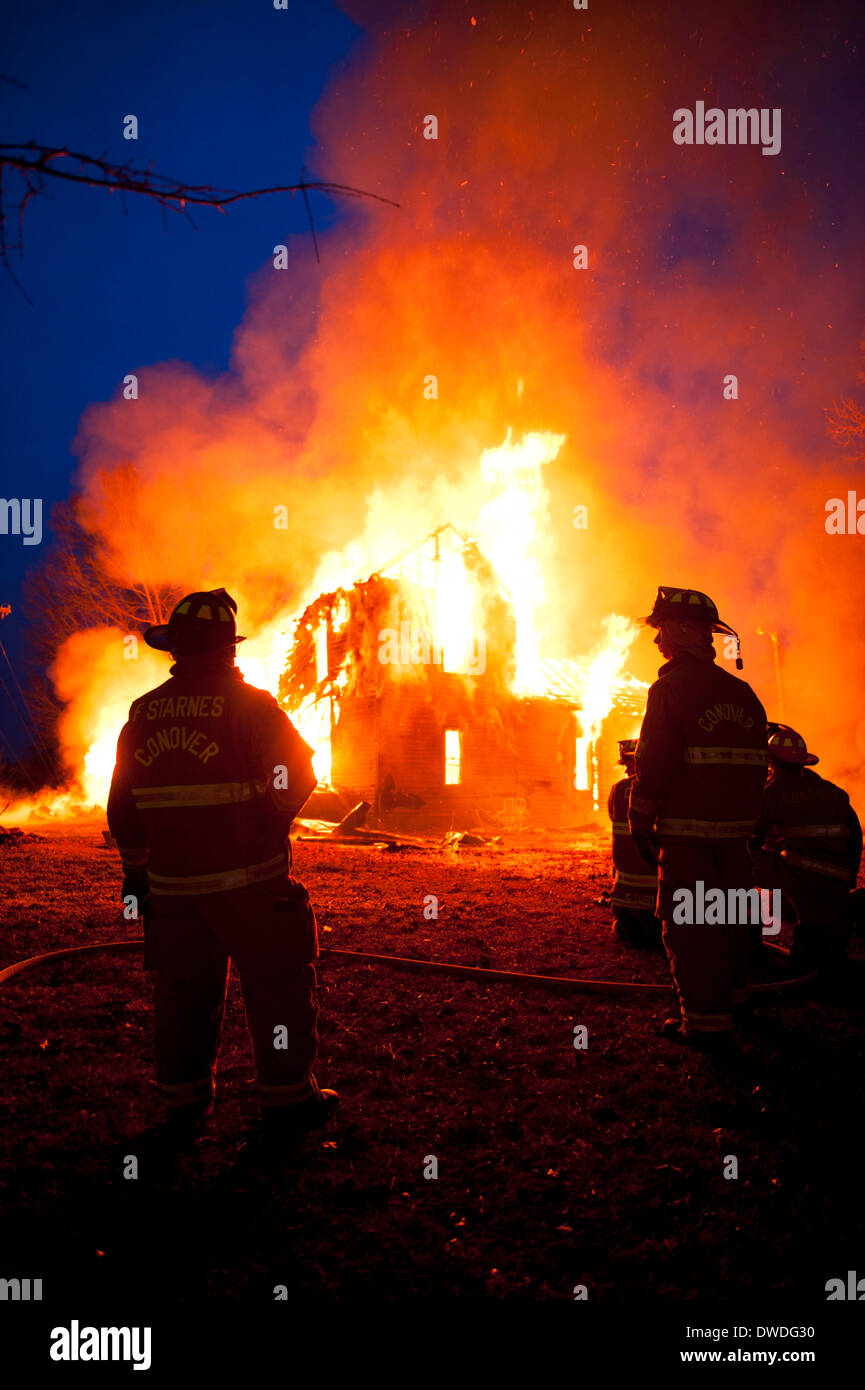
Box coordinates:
[0,0,361,753]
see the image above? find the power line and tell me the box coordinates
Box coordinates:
[0,722,40,794]
[0,651,57,783]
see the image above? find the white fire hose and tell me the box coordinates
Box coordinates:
[0,937,815,994]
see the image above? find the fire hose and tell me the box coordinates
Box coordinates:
[0,937,816,995]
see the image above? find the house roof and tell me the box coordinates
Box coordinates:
[541,658,648,713]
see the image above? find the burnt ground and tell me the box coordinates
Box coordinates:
[1,823,865,1311]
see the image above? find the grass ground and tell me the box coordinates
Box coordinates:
[1,823,864,1304]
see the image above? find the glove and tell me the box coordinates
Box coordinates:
[633,834,660,867]
[273,876,312,911]
[749,847,778,885]
[122,871,151,921]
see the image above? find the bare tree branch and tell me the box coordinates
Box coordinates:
[298,164,321,264]
[827,336,865,464]
[0,141,400,299]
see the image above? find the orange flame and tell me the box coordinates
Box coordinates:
[27,429,644,813]
[8,2,860,817]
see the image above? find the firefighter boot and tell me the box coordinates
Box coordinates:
[127,1099,212,1182]
[260,1086,339,1138]
[163,1098,212,1140]
[660,1017,738,1054]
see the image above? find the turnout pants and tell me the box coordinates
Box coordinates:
[143,873,319,1109]
[612,908,662,948]
[659,841,752,1039]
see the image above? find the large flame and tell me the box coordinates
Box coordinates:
[475,429,565,695]
[227,428,619,796]
[579,616,642,750]
[6,1,865,816]
[574,615,642,807]
[39,428,636,810]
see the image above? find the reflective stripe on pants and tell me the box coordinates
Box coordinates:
[612,869,659,912]
[158,1075,215,1109]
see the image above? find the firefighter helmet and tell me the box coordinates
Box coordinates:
[767,725,818,766]
[143,588,247,653]
[644,586,743,668]
[645,586,729,632]
[617,738,638,764]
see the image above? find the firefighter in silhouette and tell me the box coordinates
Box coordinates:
[750,725,862,974]
[107,588,337,1138]
[608,739,662,947]
[628,587,768,1049]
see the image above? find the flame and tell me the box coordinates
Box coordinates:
[82,731,122,805]
[235,620,333,781]
[6,428,646,816]
[15,6,858,813]
[292,695,333,784]
[54,629,168,810]
[434,546,476,674]
[575,615,643,807]
[579,616,642,749]
[475,430,565,695]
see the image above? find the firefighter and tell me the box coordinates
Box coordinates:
[750,725,862,974]
[628,586,768,1050]
[608,738,662,947]
[106,588,337,1139]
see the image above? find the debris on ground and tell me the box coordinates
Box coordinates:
[0,825,44,847]
[294,819,429,848]
[443,830,501,848]
[334,800,370,834]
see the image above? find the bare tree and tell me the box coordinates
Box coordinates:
[0,142,399,300]
[19,497,182,751]
[827,334,865,464]
[22,496,180,646]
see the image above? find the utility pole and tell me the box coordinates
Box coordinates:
[757,627,784,719]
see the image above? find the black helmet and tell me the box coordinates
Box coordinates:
[617,738,638,764]
[644,586,743,669]
[143,588,246,653]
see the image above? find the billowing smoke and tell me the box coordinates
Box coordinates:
[65,0,865,799]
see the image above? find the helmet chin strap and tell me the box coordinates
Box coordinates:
[678,622,712,645]
[660,621,714,655]
[170,644,237,670]
[715,623,744,669]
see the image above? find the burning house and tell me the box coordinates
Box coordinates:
[3,432,647,827]
[278,524,645,832]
